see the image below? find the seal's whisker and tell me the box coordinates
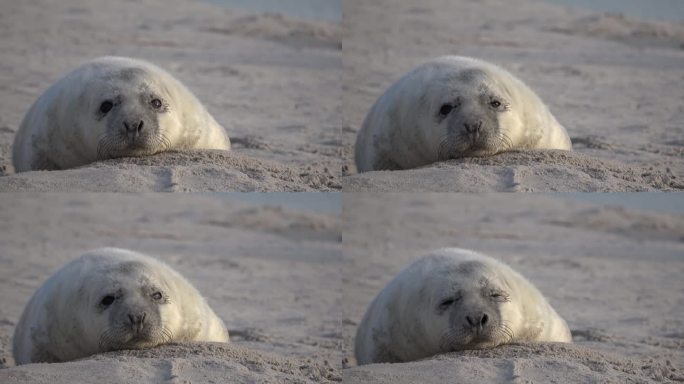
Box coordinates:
[437,134,453,161]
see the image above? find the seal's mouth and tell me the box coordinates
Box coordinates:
[99,324,174,352]
[442,334,501,352]
[118,334,160,350]
[97,133,171,160]
[438,129,512,161]
[439,322,513,352]
[461,142,499,157]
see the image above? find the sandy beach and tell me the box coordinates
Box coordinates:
[341,0,684,192]
[0,0,683,383]
[0,0,342,191]
[341,193,684,382]
[0,193,343,383]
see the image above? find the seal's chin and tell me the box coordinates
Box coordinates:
[119,336,162,350]
[100,333,163,352]
[460,145,501,158]
[442,143,500,160]
[443,337,501,352]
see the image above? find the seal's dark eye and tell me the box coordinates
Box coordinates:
[151,292,163,301]
[101,295,115,307]
[150,99,163,109]
[439,104,453,116]
[99,100,114,114]
[490,100,502,108]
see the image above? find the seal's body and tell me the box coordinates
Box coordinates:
[13,247,229,364]
[13,56,230,172]
[355,56,571,172]
[355,248,571,364]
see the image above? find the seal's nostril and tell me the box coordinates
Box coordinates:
[464,123,482,134]
[123,121,144,133]
[466,315,474,326]
[128,313,146,326]
[481,314,488,326]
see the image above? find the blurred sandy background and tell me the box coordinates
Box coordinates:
[0,0,342,191]
[0,193,343,383]
[341,0,684,191]
[342,193,684,382]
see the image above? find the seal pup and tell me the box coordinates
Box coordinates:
[13,247,229,364]
[355,56,572,172]
[354,248,571,364]
[12,56,231,172]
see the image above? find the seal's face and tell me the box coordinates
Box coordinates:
[430,68,517,160]
[87,67,174,160]
[425,261,515,352]
[89,262,174,352]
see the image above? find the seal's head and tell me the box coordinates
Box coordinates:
[421,259,517,352]
[425,66,522,160]
[83,259,176,352]
[76,61,178,160]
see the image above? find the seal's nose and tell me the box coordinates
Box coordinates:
[466,313,488,328]
[463,121,482,134]
[128,312,146,331]
[123,120,144,134]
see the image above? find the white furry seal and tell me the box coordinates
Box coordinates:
[355,248,571,364]
[355,56,572,172]
[12,56,231,172]
[13,248,229,364]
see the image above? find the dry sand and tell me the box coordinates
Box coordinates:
[341,0,684,192]
[0,193,343,383]
[341,193,684,383]
[0,0,342,191]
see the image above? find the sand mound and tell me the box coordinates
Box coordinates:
[344,343,682,383]
[342,150,682,192]
[0,342,340,384]
[0,150,340,192]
